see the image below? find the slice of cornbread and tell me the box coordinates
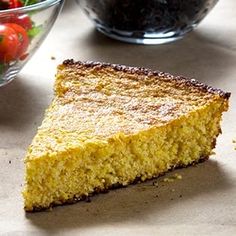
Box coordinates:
[23,60,230,211]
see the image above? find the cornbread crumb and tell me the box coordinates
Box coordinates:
[175,173,182,180]
[163,178,174,183]
[233,140,236,150]
[51,56,56,60]
[152,181,159,187]
[163,173,182,183]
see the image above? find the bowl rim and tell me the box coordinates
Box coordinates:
[0,0,63,14]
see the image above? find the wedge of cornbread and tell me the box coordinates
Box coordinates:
[23,60,230,211]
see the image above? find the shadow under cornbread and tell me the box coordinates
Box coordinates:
[26,160,233,233]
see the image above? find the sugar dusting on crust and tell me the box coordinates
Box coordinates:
[28,60,230,157]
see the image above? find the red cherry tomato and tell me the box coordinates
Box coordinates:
[4,23,29,57]
[14,14,32,30]
[9,0,23,9]
[0,24,19,63]
[19,52,29,61]
[0,14,32,30]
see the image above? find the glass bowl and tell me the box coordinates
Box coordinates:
[76,0,218,45]
[0,0,64,87]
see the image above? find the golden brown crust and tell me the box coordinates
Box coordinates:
[62,59,231,100]
[25,155,209,212]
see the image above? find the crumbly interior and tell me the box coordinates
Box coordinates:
[23,63,229,211]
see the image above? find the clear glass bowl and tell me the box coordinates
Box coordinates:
[77,0,218,45]
[0,0,64,87]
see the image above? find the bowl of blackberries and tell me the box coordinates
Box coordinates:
[76,0,218,45]
[0,0,64,87]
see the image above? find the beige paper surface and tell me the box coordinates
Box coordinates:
[1,0,236,235]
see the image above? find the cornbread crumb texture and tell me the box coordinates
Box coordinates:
[23,60,230,211]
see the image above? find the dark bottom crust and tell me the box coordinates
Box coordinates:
[26,156,209,212]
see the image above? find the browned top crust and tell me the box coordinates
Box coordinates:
[63,59,231,100]
[27,59,230,158]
